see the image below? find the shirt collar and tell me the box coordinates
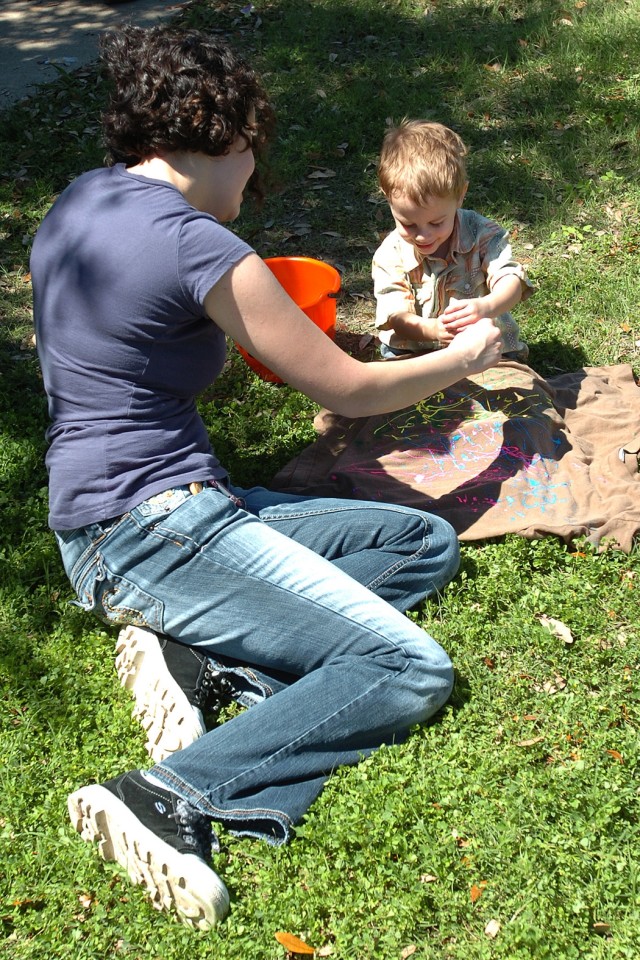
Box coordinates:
[449,209,476,256]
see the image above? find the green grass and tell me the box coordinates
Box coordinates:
[1,0,639,957]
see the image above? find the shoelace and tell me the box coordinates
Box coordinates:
[196,663,235,717]
[173,798,218,857]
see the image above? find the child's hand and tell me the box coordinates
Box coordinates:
[419,316,455,343]
[447,317,502,374]
[386,312,454,343]
[440,297,486,331]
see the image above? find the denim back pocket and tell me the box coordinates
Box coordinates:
[71,546,164,632]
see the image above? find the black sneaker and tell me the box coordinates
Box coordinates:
[115,627,234,762]
[68,770,229,929]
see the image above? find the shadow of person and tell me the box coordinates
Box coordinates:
[528,337,590,387]
[270,360,582,539]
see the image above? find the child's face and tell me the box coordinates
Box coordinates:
[388,191,463,259]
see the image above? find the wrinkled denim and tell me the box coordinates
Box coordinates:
[56,482,458,843]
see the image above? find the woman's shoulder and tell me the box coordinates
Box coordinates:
[178,209,253,257]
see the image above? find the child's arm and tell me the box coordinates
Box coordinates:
[386,310,455,343]
[440,274,523,332]
[373,233,453,342]
[440,220,534,333]
[372,239,416,331]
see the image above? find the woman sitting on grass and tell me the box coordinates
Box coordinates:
[30,24,503,929]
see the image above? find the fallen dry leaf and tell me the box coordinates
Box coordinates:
[400,947,417,959]
[307,168,336,179]
[452,829,471,848]
[485,918,501,939]
[275,931,315,954]
[544,677,567,694]
[516,736,545,747]
[470,881,487,903]
[420,873,438,883]
[537,615,574,645]
[11,898,46,912]
[606,749,624,763]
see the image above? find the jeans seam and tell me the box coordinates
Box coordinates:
[264,505,435,594]
[261,503,423,522]
[366,529,431,593]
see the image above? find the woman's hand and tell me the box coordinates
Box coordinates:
[445,317,503,375]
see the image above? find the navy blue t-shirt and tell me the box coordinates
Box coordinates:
[31,164,253,529]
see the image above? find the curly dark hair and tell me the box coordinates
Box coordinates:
[99,25,275,197]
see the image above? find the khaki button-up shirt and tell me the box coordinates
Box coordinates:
[372,208,534,353]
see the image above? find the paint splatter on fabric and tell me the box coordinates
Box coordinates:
[271,362,640,551]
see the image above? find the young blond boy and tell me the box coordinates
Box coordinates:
[373,120,533,360]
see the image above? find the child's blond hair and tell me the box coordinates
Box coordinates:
[378,120,468,204]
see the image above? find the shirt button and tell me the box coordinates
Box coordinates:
[464,283,471,291]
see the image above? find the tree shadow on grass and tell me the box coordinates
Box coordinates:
[529,337,591,379]
[3,0,638,224]
[197,0,640,229]
[1,0,635,719]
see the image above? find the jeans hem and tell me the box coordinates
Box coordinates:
[147,767,293,845]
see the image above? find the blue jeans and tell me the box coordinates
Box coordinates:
[56,482,458,843]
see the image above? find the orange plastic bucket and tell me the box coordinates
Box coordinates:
[236,256,341,383]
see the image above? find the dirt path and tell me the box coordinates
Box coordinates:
[0,0,180,109]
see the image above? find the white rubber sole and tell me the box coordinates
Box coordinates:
[115,626,206,762]
[68,783,229,929]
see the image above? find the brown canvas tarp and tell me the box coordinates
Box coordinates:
[271,362,640,551]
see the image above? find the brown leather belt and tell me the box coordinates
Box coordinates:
[186,478,245,508]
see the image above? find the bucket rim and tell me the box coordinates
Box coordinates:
[264,255,341,294]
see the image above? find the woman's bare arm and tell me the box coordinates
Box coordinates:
[205,253,502,419]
